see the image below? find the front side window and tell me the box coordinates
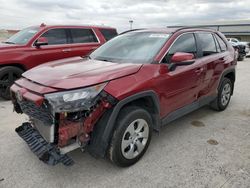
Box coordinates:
[5,27,39,45]
[41,29,67,45]
[197,33,217,56]
[90,32,170,64]
[70,29,98,43]
[162,33,197,63]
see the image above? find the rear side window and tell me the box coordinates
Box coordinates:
[163,33,197,63]
[215,35,227,52]
[70,29,98,43]
[99,29,118,41]
[41,29,67,45]
[197,33,217,56]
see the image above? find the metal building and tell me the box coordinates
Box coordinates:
[168,20,250,42]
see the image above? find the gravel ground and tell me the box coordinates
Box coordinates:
[0,59,250,188]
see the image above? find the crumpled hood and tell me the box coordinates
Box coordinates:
[22,57,142,89]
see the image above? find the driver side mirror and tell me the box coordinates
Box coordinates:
[35,37,48,47]
[169,52,195,71]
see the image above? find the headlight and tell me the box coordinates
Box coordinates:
[45,83,107,112]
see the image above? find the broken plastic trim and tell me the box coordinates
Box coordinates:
[15,122,74,166]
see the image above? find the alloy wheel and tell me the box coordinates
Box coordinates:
[121,119,149,159]
[221,83,231,106]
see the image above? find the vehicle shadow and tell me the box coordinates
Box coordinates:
[38,105,218,183]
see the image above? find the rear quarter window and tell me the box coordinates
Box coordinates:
[99,29,118,41]
[215,35,227,52]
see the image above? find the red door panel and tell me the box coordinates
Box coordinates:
[28,45,72,68]
[156,60,205,116]
[67,43,100,58]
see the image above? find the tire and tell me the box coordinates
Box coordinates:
[0,66,23,100]
[210,77,233,111]
[108,106,153,167]
[238,55,245,61]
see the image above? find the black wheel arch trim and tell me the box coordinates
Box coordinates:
[87,90,161,158]
[0,63,27,71]
[218,67,236,95]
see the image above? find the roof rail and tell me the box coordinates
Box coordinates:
[167,26,217,32]
[119,28,145,35]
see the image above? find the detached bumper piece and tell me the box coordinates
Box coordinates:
[15,122,74,166]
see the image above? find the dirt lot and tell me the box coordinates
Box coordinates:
[0,59,250,188]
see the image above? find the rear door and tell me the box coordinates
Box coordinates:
[159,33,205,115]
[30,28,71,67]
[195,32,226,97]
[68,28,101,57]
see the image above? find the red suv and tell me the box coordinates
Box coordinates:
[11,28,236,167]
[0,24,117,99]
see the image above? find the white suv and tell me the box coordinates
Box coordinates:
[227,38,250,57]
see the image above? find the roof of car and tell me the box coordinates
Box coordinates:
[33,24,116,30]
[121,27,216,35]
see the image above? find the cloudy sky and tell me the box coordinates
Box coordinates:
[0,0,250,32]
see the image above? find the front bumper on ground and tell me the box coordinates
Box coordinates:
[15,122,74,166]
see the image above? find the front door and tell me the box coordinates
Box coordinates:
[158,33,205,116]
[29,28,72,68]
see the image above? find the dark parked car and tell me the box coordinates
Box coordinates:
[227,38,250,60]
[11,27,236,167]
[0,24,117,99]
[230,42,246,61]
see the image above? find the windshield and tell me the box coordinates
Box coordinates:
[5,27,39,45]
[90,32,170,64]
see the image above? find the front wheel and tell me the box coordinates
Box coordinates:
[210,77,233,111]
[0,66,23,100]
[108,106,152,167]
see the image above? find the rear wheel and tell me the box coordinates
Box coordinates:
[210,77,232,111]
[0,66,23,100]
[108,106,152,167]
[238,55,245,61]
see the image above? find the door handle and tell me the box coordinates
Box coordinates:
[195,67,204,74]
[219,57,225,61]
[62,49,72,53]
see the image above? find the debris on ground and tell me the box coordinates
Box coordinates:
[207,139,219,145]
[191,120,205,127]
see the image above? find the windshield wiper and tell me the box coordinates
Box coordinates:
[3,41,15,44]
[96,57,113,62]
[82,55,91,59]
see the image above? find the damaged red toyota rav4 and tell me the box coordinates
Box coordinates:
[11,28,236,167]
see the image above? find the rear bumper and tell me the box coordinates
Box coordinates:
[15,122,74,166]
